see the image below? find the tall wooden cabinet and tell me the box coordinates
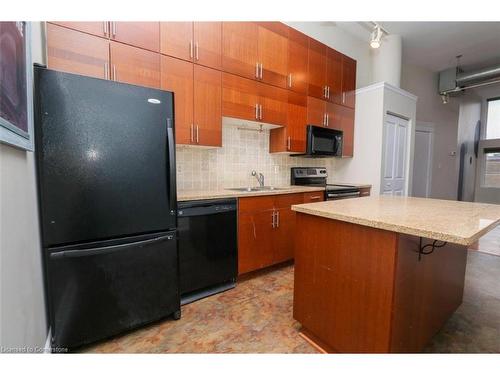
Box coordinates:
[287,28,309,95]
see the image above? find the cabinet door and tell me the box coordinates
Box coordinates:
[49,22,109,38]
[161,56,194,145]
[272,207,297,264]
[194,65,222,147]
[287,91,307,152]
[258,82,288,126]
[287,27,309,94]
[160,22,194,61]
[307,37,327,100]
[238,210,274,275]
[342,55,356,108]
[326,47,342,104]
[306,96,327,127]
[222,22,259,80]
[111,22,160,52]
[257,22,288,88]
[110,41,160,89]
[47,23,110,80]
[222,73,260,122]
[193,22,222,70]
[339,105,355,157]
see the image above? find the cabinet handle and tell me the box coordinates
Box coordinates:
[259,104,263,120]
[112,64,116,81]
[112,22,116,37]
[287,136,291,151]
[326,114,329,127]
[276,211,280,228]
[196,125,199,144]
[271,211,276,228]
[189,40,193,59]
[195,42,199,61]
[343,92,346,104]
[323,113,326,126]
[255,62,259,78]
[190,124,194,143]
[104,62,109,79]
[288,73,292,88]
[327,86,330,99]
[259,63,263,79]
[309,195,322,200]
[323,86,327,98]
[255,103,259,120]
[103,22,108,37]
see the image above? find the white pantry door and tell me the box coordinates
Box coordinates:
[381,114,409,196]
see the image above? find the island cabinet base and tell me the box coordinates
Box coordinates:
[293,213,468,353]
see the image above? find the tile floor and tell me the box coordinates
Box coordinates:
[84,246,500,353]
[470,225,500,257]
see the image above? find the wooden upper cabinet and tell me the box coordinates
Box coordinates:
[222,22,259,80]
[307,37,327,100]
[307,96,327,127]
[49,22,109,38]
[160,22,194,62]
[258,82,288,126]
[326,47,342,104]
[287,27,309,95]
[256,22,288,88]
[222,73,260,122]
[47,23,110,80]
[110,22,160,52]
[342,55,357,108]
[337,105,355,157]
[270,91,307,153]
[193,22,222,70]
[161,56,194,145]
[110,41,160,88]
[194,65,222,147]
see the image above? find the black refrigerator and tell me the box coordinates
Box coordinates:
[34,66,180,349]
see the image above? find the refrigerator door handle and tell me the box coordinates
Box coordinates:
[167,118,177,216]
[50,234,175,259]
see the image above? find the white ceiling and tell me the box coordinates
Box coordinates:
[336,22,500,73]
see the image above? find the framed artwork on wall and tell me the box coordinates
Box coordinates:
[0,21,34,151]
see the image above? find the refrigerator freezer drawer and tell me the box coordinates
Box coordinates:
[47,231,180,349]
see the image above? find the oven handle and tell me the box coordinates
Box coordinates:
[327,191,361,198]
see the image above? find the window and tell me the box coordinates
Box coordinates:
[486,98,500,140]
[484,148,500,188]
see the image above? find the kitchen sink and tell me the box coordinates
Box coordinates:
[228,186,285,192]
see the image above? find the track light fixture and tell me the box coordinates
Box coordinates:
[370,25,383,49]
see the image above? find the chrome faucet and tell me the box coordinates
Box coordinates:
[251,170,265,187]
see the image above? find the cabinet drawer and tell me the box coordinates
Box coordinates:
[238,195,275,213]
[303,191,325,203]
[273,193,304,209]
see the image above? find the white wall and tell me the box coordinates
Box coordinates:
[371,35,402,87]
[285,22,372,88]
[401,64,460,200]
[333,83,417,195]
[0,22,47,350]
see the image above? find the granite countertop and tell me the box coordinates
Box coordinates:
[177,185,325,202]
[291,195,500,246]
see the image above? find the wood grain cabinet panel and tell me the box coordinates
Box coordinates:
[326,47,342,104]
[303,191,325,203]
[342,55,356,108]
[258,82,288,126]
[222,73,260,122]
[193,22,222,70]
[270,91,307,153]
[329,103,354,157]
[47,23,110,79]
[160,22,194,61]
[110,41,160,89]
[222,22,259,80]
[160,56,194,145]
[287,27,309,94]
[193,65,222,147]
[110,22,160,52]
[256,22,288,88]
[49,21,109,38]
[307,38,327,100]
[307,96,327,127]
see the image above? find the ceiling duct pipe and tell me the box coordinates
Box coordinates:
[439,63,500,96]
[456,64,500,86]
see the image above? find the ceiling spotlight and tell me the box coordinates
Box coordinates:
[370,25,383,49]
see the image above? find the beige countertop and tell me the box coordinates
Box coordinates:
[177,185,325,202]
[292,195,500,246]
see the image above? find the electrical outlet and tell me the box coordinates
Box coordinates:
[177,165,182,173]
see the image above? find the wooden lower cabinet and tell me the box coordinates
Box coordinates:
[303,191,324,203]
[238,193,304,275]
[47,23,110,79]
[110,41,160,88]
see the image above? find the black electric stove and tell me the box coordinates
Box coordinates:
[291,167,361,200]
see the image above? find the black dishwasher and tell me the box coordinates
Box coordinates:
[177,199,238,304]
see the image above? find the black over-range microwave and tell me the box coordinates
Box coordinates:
[292,125,343,158]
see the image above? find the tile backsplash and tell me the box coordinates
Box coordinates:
[176,125,335,191]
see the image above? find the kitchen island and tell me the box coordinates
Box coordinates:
[291,196,500,353]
